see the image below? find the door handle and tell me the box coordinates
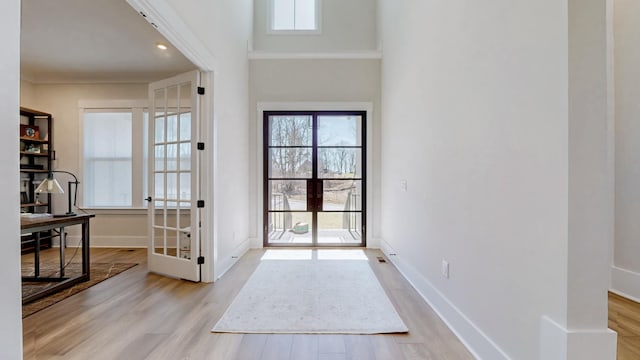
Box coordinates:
[144,196,152,202]
[316,181,323,211]
[307,180,315,210]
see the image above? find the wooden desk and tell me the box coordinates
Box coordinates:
[21,213,94,304]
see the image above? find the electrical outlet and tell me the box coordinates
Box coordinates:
[442,260,450,279]
[400,180,407,192]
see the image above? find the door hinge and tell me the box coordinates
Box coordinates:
[197,256,205,264]
[197,87,205,95]
[197,142,205,150]
[197,200,205,208]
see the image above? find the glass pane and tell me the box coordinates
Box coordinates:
[267,211,312,244]
[154,145,165,171]
[166,144,178,171]
[179,82,191,106]
[154,173,164,200]
[179,142,191,171]
[318,115,361,146]
[167,114,178,142]
[317,148,362,178]
[167,173,177,200]
[82,112,133,207]
[179,173,191,201]
[153,202,165,221]
[154,88,165,118]
[165,228,178,257]
[179,225,191,260]
[317,212,362,244]
[154,199,165,208]
[272,0,294,30]
[179,112,191,141]
[322,180,361,211]
[154,117,165,144]
[143,112,149,205]
[166,201,178,210]
[153,226,164,254]
[269,180,307,211]
[294,0,316,30]
[269,115,312,146]
[269,148,312,178]
[84,159,132,207]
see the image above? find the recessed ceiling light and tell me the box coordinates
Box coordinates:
[156,43,168,50]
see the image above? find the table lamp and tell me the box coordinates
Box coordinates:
[35,170,79,216]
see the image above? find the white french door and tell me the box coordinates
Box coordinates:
[147,70,202,281]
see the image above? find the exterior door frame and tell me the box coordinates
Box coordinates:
[256,102,374,248]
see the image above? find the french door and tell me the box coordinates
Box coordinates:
[264,111,366,247]
[147,70,202,281]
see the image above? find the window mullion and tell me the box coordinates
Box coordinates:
[131,107,144,208]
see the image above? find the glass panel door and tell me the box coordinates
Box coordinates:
[264,111,365,246]
[147,70,201,281]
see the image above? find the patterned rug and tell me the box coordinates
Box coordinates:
[212,257,408,334]
[22,262,137,318]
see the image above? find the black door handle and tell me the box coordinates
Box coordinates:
[144,197,152,202]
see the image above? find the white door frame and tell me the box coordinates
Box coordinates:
[127,0,216,282]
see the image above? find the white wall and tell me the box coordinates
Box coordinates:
[379,0,614,359]
[249,59,381,246]
[612,0,640,301]
[24,83,149,246]
[20,80,36,108]
[0,0,24,358]
[252,0,377,53]
[162,0,253,279]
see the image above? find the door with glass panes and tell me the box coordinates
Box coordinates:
[264,111,365,246]
[147,70,201,281]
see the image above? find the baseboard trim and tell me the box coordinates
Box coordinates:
[611,265,640,303]
[249,237,261,249]
[62,235,147,248]
[540,316,617,360]
[380,239,508,360]
[214,238,251,281]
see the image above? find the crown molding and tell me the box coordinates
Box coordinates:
[126,0,216,71]
[248,50,382,60]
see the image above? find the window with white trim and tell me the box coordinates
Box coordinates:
[81,104,148,208]
[270,0,320,32]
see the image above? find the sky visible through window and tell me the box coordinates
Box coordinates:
[273,0,316,31]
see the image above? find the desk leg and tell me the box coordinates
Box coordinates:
[59,227,66,277]
[34,232,40,277]
[82,220,90,279]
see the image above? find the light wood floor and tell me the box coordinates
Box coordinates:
[609,292,640,360]
[22,248,474,360]
[24,248,640,359]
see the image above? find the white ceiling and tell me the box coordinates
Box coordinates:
[21,0,196,83]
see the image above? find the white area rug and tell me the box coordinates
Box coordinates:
[212,256,408,334]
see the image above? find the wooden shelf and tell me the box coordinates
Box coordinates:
[20,203,48,208]
[20,151,49,157]
[20,169,48,173]
[19,137,48,143]
[19,107,53,253]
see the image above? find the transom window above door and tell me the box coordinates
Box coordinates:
[269,0,321,33]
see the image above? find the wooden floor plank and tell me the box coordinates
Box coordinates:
[260,334,293,360]
[23,248,640,360]
[610,292,640,360]
[290,335,319,360]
